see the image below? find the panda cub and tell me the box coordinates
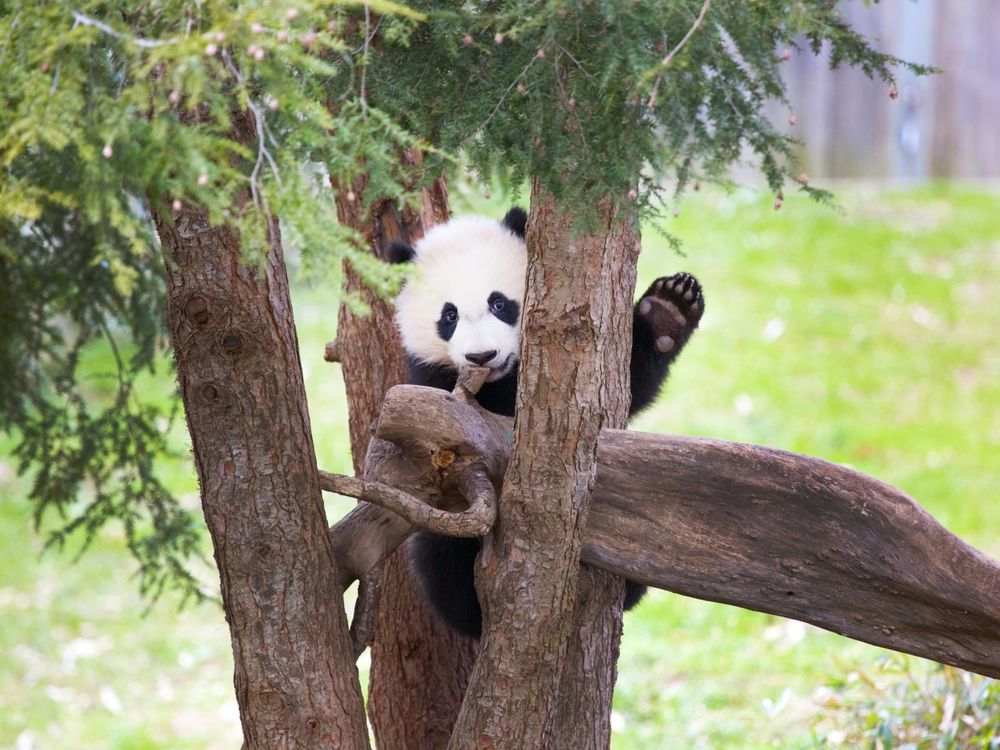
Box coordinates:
[389,207,704,639]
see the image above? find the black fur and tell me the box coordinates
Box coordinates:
[395,210,705,638]
[629,273,704,415]
[501,207,528,239]
[408,533,483,637]
[386,239,415,264]
[407,356,519,417]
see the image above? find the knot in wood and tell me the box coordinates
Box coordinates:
[433,449,456,469]
[222,332,243,353]
[184,296,210,325]
[323,339,340,363]
[200,383,219,402]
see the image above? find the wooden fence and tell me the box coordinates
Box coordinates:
[769,0,1000,179]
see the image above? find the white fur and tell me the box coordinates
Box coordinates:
[395,215,526,381]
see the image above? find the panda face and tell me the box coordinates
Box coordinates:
[394,215,527,382]
[433,290,522,380]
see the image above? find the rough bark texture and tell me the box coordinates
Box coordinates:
[330,169,477,749]
[332,173,436,470]
[326,378,1000,679]
[448,186,640,749]
[554,566,626,749]
[158,203,369,748]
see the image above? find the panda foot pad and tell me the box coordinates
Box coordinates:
[638,273,704,353]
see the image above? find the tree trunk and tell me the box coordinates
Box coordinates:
[331,169,477,749]
[157,198,369,748]
[332,167,447,470]
[449,184,640,748]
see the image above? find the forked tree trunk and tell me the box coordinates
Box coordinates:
[449,184,640,748]
[157,193,368,746]
[331,170,478,749]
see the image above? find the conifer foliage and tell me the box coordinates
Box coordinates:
[0,1,927,597]
[364,0,933,217]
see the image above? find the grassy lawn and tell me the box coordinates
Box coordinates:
[2,183,999,749]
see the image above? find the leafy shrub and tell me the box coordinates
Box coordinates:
[809,655,1000,749]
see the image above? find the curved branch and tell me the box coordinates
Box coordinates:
[319,467,496,537]
[585,430,1000,679]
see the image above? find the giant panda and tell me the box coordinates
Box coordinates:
[388,206,704,638]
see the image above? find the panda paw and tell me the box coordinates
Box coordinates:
[637,273,704,354]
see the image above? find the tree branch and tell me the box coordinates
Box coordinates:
[319,467,496,538]
[646,0,711,112]
[72,11,170,48]
[586,430,1000,679]
[349,563,384,659]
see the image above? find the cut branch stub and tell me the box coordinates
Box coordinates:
[324,338,340,363]
[454,365,490,400]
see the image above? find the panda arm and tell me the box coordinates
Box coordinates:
[628,273,704,417]
[405,356,459,392]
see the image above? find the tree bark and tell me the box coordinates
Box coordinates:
[158,199,369,748]
[449,185,640,748]
[330,168,477,749]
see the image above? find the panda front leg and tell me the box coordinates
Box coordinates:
[408,531,485,639]
[628,272,704,418]
[623,272,704,610]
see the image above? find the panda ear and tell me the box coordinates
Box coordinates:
[501,207,528,240]
[385,240,415,264]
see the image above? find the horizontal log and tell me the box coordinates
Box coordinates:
[325,383,1000,678]
[587,431,1000,678]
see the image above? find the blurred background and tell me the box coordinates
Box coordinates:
[3,1,999,748]
[772,0,1000,181]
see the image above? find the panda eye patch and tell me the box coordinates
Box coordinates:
[488,291,520,325]
[436,302,459,341]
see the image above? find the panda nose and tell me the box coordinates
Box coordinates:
[465,350,497,367]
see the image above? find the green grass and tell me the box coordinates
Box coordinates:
[2,183,999,749]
